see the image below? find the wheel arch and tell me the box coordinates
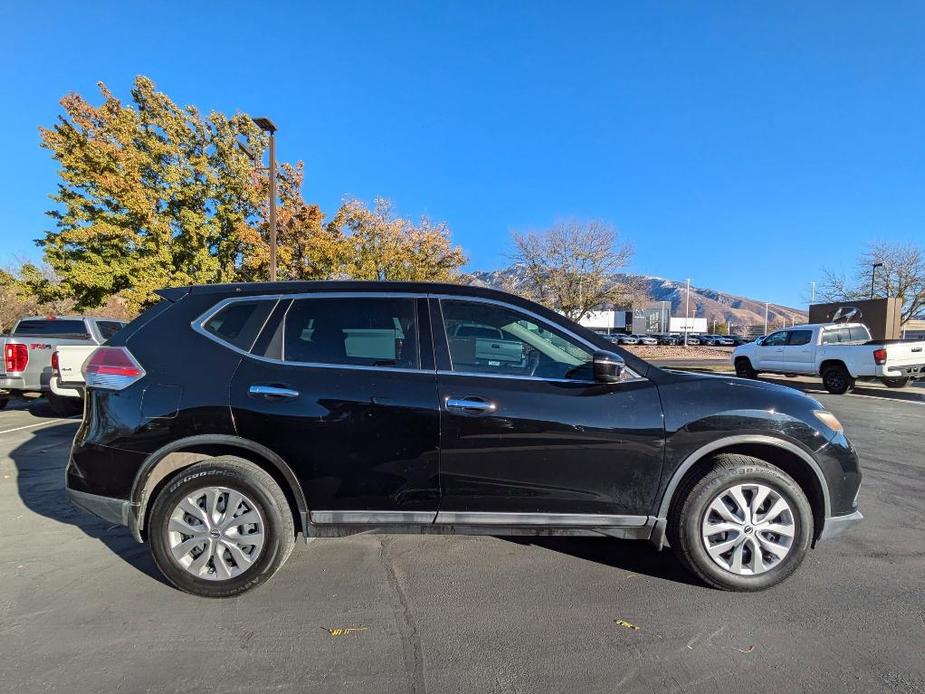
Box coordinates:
[818,358,847,377]
[130,434,308,541]
[655,435,830,543]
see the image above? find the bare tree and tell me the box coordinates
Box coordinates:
[820,241,925,324]
[511,220,635,321]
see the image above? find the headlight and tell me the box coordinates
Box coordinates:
[813,410,843,433]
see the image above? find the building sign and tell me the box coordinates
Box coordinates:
[669,317,707,333]
[808,298,901,341]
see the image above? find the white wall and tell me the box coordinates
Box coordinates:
[669,317,708,333]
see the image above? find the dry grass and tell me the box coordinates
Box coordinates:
[623,344,734,361]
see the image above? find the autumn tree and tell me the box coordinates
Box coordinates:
[511,220,636,320]
[820,241,925,324]
[39,76,271,312]
[327,198,466,281]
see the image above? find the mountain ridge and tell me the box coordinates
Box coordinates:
[467,267,808,329]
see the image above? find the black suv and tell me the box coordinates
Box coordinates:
[67,282,862,597]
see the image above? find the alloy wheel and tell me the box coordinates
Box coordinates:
[700,483,795,576]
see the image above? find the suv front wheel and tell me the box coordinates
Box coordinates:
[148,457,295,597]
[668,454,813,591]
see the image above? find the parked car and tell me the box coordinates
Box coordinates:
[700,334,735,346]
[728,334,752,346]
[653,333,680,346]
[66,281,862,597]
[732,322,925,393]
[682,334,701,346]
[1,316,125,413]
[612,334,638,345]
[630,334,659,346]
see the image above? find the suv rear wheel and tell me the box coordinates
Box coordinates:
[882,377,909,389]
[148,456,295,598]
[667,454,813,591]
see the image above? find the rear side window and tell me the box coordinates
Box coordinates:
[96,321,125,340]
[821,327,851,344]
[283,297,419,369]
[848,326,870,342]
[203,300,275,352]
[788,330,812,346]
[13,319,89,338]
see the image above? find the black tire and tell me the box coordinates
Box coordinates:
[734,358,758,379]
[882,377,909,389]
[47,391,83,416]
[148,456,295,598]
[821,364,854,394]
[667,454,813,591]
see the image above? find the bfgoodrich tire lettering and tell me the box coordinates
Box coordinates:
[667,454,813,591]
[148,456,295,598]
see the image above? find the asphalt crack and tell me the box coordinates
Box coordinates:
[379,537,426,694]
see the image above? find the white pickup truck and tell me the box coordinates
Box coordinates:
[732,322,925,394]
[0,316,125,414]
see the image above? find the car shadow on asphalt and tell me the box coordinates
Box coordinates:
[8,421,169,586]
[499,536,702,587]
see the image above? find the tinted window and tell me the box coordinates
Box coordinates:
[763,331,790,346]
[821,327,851,345]
[788,330,812,346]
[97,321,125,340]
[848,326,871,342]
[441,300,593,380]
[13,319,89,338]
[203,300,275,352]
[283,297,419,368]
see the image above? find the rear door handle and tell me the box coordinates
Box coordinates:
[445,397,496,413]
[249,384,300,400]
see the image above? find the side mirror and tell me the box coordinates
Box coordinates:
[593,351,624,384]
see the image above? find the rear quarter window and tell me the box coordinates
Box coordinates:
[202,300,276,352]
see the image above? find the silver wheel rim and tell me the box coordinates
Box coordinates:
[167,486,266,581]
[701,483,795,576]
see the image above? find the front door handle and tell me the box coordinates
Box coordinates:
[249,384,300,400]
[445,397,496,413]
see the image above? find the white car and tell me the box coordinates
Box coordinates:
[732,322,925,393]
[630,334,659,345]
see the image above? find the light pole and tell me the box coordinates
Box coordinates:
[764,302,769,335]
[870,262,883,299]
[252,117,279,282]
[811,281,816,304]
[684,278,691,347]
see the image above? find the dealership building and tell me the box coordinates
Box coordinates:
[578,303,707,335]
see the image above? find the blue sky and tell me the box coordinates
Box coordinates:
[2,1,923,308]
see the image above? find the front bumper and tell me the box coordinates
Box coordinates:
[66,486,137,528]
[819,510,864,540]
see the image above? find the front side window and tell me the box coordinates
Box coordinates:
[97,321,126,340]
[283,297,419,369]
[787,330,812,346]
[203,300,275,352]
[441,300,593,380]
[762,331,790,347]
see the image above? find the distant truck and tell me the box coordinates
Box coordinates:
[732,322,925,393]
[1,316,125,413]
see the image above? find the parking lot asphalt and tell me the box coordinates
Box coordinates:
[1,381,923,694]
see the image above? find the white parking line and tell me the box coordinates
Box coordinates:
[0,417,80,436]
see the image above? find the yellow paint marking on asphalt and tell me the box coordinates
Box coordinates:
[614,619,640,631]
[0,417,79,436]
[325,627,368,638]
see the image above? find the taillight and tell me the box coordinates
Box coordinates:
[4,343,28,372]
[873,348,887,366]
[82,346,145,390]
[51,351,60,374]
